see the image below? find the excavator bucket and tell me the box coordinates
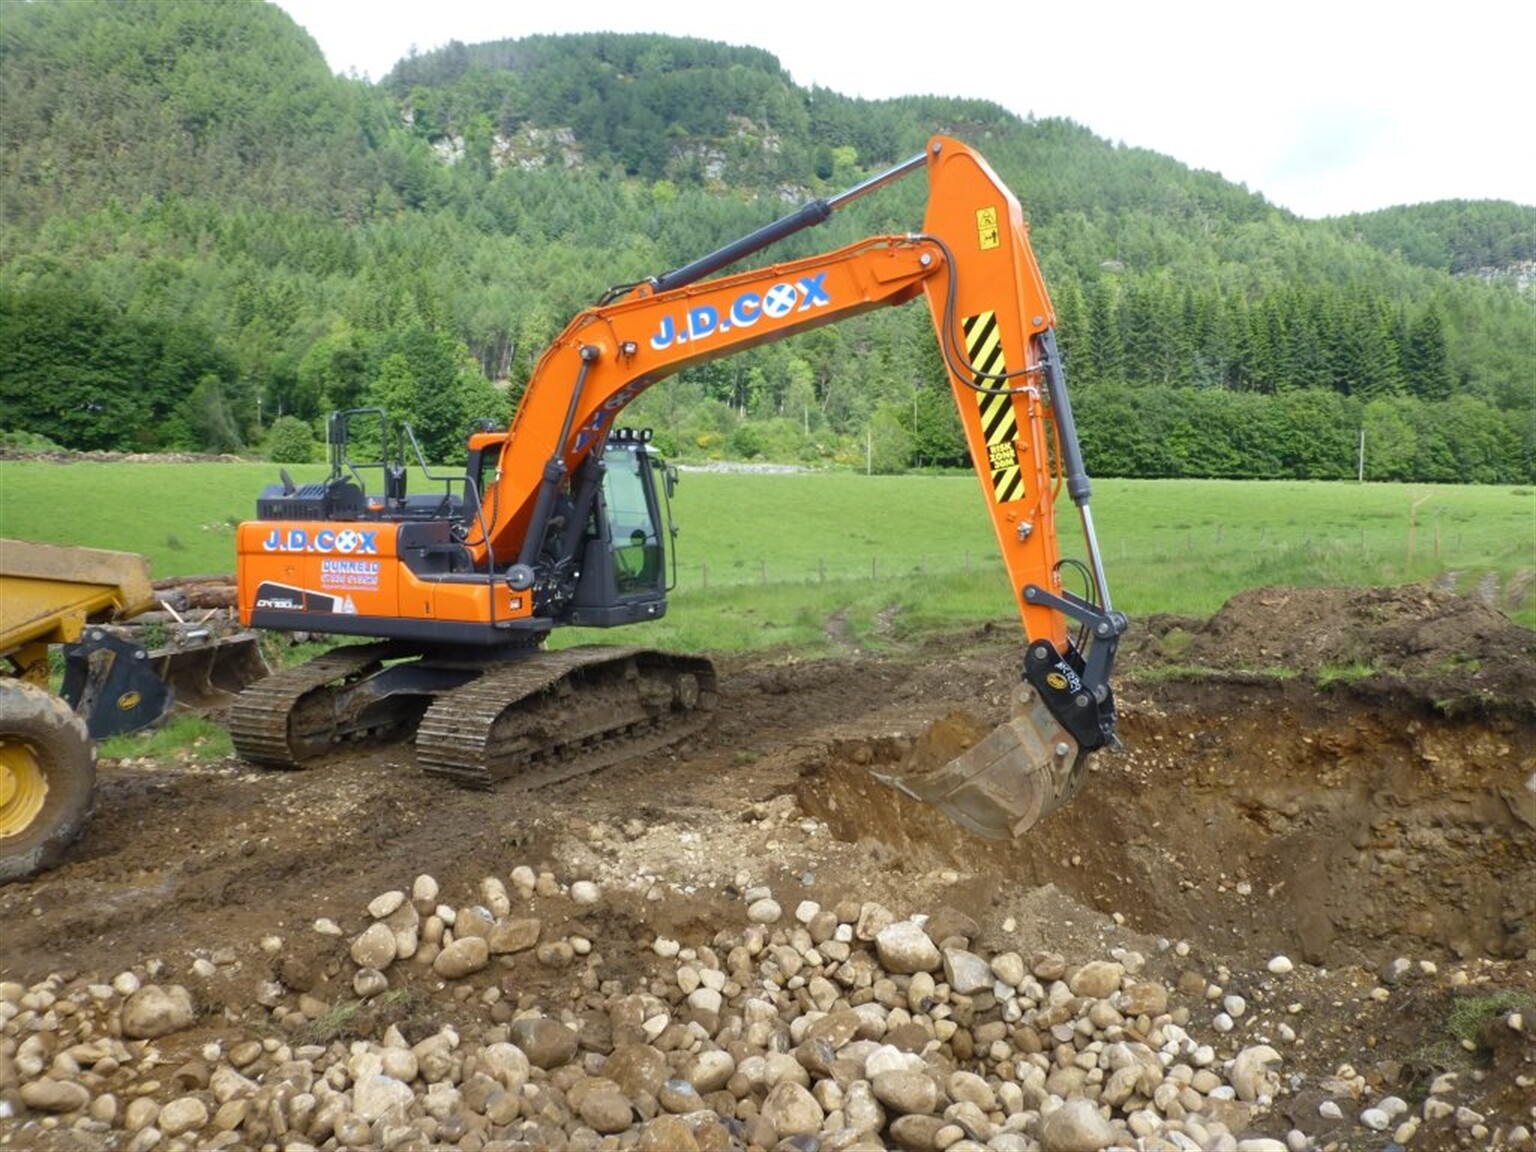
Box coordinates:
[61,629,173,738]
[149,630,269,711]
[61,626,269,736]
[875,681,1088,839]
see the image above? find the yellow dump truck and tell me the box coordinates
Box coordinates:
[0,539,265,882]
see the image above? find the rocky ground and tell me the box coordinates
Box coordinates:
[1,584,1533,1152]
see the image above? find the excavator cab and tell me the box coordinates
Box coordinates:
[564,430,673,626]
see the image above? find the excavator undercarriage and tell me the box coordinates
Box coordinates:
[228,643,716,790]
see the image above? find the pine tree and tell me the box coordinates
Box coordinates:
[1402,306,1453,401]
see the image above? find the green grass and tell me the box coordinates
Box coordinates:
[3,462,1532,649]
[1082,479,1535,623]
[654,472,1536,636]
[1417,988,1536,1071]
[0,460,332,576]
[97,713,233,762]
[301,989,415,1046]
[1447,989,1534,1047]
[1316,661,1379,688]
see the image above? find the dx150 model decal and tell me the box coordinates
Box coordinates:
[253,581,356,614]
[648,273,831,352]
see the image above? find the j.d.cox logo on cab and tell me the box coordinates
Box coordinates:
[261,527,379,555]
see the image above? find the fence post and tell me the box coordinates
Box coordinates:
[1407,494,1431,566]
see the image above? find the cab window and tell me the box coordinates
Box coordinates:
[603,450,661,593]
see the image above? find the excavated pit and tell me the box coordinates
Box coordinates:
[789,585,1536,972]
[796,675,1536,969]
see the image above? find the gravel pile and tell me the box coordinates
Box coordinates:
[2,864,1531,1152]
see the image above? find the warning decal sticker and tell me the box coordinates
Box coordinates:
[963,310,1024,503]
[976,206,1001,250]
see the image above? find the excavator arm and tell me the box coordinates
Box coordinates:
[474,136,1125,835]
[470,233,943,571]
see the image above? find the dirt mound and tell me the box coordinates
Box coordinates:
[783,586,1536,966]
[1137,582,1536,719]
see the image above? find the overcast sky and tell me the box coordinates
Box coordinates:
[273,0,1535,219]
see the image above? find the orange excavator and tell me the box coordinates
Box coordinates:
[232,136,1125,838]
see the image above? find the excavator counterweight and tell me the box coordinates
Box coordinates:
[232,136,1124,838]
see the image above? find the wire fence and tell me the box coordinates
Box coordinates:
[673,518,1512,596]
[685,551,1000,590]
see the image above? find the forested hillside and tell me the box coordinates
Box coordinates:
[2,0,1533,480]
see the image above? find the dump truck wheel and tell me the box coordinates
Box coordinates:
[0,680,96,884]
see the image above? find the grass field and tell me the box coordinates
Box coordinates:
[2,460,1531,651]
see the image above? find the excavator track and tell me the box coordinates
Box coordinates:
[229,644,717,788]
[227,642,407,768]
[416,646,717,789]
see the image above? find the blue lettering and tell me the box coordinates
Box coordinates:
[258,528,383,555]
[730,293,761,328]
[649,314,677,351]
[797,272,830,310]
[687,305,719,342]
[571,411,607,455]
[762,282,797,319]
[644,281,834,356]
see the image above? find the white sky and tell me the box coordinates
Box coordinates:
[273,0,1536,219]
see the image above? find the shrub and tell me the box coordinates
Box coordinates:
[0,428,66,453]
[267,416,317,464]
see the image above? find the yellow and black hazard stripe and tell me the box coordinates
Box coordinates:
[962,310,1025,503]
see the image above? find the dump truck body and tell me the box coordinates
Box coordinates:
[1,539,266,881]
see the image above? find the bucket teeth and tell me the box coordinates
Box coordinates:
[151,632,269,708]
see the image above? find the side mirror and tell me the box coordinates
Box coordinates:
[385,464,407,503]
